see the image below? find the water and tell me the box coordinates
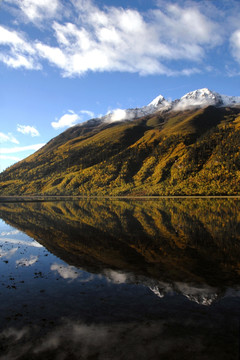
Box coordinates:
[0,198,240,359]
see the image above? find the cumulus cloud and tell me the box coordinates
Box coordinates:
[5,0,61,23]
[51,263,79,280]
[16,255,39,267]
[17,124,40,137]
[0,0,228,76]
[35,2,221,77]
[51,110,80,129]
[104,269,128,284]
[51,110,94,129]
[0,144,45,154]
[0,25,40,69]
[0,132,19,144]
[107,109,128,122]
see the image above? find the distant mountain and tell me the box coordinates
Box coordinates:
[0,88,240,196]
[85,88,240,124]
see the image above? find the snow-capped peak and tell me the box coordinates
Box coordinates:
[174,88,240,110]
[102,94,171,123]
[174,88,222,110]
[149,282,219,306]
[147,94,165,107]
[181,88,219,101]
[81,88,240,126]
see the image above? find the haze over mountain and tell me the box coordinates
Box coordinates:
[0,88,240,196]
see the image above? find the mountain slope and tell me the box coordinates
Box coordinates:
[1,89,240,196]
[1,198,240,287]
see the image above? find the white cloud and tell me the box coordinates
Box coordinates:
[0,155,21,161]
[0,132,19,144]
[17,124,40,137]
[2,0,240,76]
[35,42,67,69]
[0,237,43,247]
[107,109,127,122]
[152,4,221,47]
[0,143,45,154]
[51,263,79,280]
[1,230,20,236]
[51,110,80,129]
[230,29,240,63]
[5,0,61,23]
[0,25,39,70]
[80,110,95,118]
[35,2,221,77]
[0,247,18,259]
[16,255,38,267]
[104,269,127,284]
[0,53,37,69]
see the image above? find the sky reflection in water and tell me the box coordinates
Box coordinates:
[0,199,240,359]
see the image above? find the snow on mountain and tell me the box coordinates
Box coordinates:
[103,88,240,123]
[220,94,240,106]
[147,94,169,107]
[173,88,240,110]
[104,269,240,306]
[102,94,171,123]
[79,88,240,126]
[173,88,222,110]
[149,282,219,306]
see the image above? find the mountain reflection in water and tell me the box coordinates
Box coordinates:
[0,198,240,359]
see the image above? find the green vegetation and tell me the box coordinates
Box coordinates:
[0,106,240,195]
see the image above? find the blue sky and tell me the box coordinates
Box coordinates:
[0,0,240,171]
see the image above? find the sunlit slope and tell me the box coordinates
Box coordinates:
[0,106,240,195]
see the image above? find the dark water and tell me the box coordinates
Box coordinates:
[0,198,240,359]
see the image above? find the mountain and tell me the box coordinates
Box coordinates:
[91,88,240,124]
[1,199,240,302]
[0,88,240,196]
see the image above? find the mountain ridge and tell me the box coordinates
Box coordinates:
[92,88,240,125]
[0,88,240,196]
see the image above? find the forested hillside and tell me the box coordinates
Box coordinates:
[0,105,240,195]
[1,198,240,286]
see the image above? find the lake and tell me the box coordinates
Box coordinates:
[0,198,240,359]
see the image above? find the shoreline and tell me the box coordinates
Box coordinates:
[1,195,240,202]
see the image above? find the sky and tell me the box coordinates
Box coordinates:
[0,0,240,171]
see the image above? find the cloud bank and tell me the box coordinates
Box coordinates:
[1,0,239,76]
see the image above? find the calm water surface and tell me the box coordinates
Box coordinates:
[0,198,240,359]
